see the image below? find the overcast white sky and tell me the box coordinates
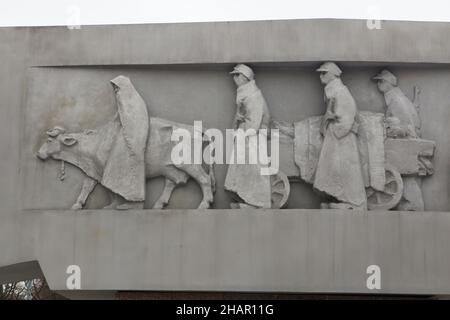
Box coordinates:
[0,0,450,27]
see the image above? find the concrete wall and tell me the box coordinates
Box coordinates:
[18,209,450,294]
[1,19,450,294]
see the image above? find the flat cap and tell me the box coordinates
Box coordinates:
[372,69,398,86]
[316,62,342,77]
[230,64,255,80]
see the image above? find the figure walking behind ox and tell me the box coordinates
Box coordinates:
[224,64,272,208]
[313,62,367,210]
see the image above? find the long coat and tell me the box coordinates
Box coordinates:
[313,78,366,208]
[101,76,149,202]
[224,80,272,208]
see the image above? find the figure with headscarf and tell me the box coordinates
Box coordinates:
[102,75,149,209]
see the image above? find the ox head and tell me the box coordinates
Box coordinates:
[36,126,78,160]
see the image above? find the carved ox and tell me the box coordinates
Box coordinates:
[36,116,216,210]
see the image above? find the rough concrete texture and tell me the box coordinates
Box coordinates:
[22,209,450,294]
[1,19,450,293]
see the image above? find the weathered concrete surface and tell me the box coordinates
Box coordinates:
[1,19,450,294]
[26,19,450,66]
[20,209,450,294]
[0,27,31,272]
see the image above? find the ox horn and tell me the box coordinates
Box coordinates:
[46,126,66,137]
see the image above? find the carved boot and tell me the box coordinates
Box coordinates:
[328,202,366,210]
[116,201,144,210]
[230,202,259,209]
[320,203,330,209]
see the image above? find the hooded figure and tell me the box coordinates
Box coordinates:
[313,62,367,209]
[101,76,149,204]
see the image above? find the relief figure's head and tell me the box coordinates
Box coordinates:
[110,75,135,96]
[230,64,254,87]
[316,62,342,85]
[372,69,397,93]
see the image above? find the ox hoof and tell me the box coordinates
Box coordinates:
[153,201,167,209]
[116,201,144,210]
[71,203,83,210]
[103,203,117,210]
[197,201,210,209]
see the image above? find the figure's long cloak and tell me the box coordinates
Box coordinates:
[101,76,149,201]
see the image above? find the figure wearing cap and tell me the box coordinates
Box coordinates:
[373,69,424,211]
[224,64,272,208]
[373,69,421,138]
[313,62,367,209]
[229,64,271,131]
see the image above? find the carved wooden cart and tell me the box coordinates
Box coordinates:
[271,111,435,210]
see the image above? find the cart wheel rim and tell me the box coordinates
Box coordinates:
[367,164,403,210]
[271,171,290,209]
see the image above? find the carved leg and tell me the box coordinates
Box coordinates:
[328,202,366,210]
[116,201,144,210]
[103,192,121,209]
[177,164,213,209]
[72,177,97,210]
[103,193,144,210]
[153,178,177,209]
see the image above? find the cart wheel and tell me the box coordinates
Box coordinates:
[366,164,403,210]
[271,171,290,209]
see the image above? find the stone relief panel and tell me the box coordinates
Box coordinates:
[22,67,230,210]
[223,63,435,211]
[36,75,215,210]
[291,64,436,211]
[22,64,444,211]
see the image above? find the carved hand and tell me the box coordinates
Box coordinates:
[234,113,250,129]
[320,112,337,135]
[324,111,338,122]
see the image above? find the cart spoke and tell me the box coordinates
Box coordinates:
[382,189,396,196]
[376,192,382,204]
[385,176,396,184]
